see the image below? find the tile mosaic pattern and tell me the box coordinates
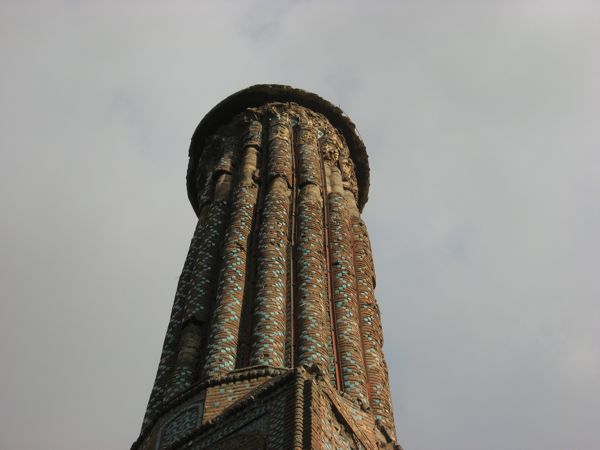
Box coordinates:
[203,145,260,377]
[328,191,369,404]
[249,115,293,367]
[158,403,203,450]
[138,101,398,448]
[293,125,330,376]
[352,216,395,427]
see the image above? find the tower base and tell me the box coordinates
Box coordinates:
[132,366,401,450]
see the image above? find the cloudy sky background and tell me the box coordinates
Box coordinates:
[1,1,599,449]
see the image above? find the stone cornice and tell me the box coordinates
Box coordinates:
[187,84,370,215]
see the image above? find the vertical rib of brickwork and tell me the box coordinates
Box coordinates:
[294,125,330,376]
[320,159,340,387]
[327,167,369,404]
[162,136,237,396]
[142,217,204,428]
[235,120,266,368]
[249,115,293,367]
[286,122,297,368]
[203,124,261,378]
[351,213,394,425]
[143,137,237,425]
[164,187,232,398]
[166,321,203,397]
[184,144,235,329]
[317,153,343,389]
[184,138,237,350]
[195,135,235,213]
[183,184,232,326]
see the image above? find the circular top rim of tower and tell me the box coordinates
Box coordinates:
[187,84,370,215]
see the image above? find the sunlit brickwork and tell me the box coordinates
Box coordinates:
[133,85,401,450]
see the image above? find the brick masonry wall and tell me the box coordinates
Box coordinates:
[137,367,399,450]
[134,91,399,449]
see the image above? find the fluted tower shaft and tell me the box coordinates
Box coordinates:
[136,86,399,450]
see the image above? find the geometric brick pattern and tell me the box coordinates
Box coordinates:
[133,367,400,450]
[133,85,400,449]
[158,403,203,449]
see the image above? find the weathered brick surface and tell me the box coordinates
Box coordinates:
[249,115,293,367]
[294,125,330,375]
[143,166,233,426]
[203,145,260,377]
[352,216,396,432]
[137,367,399,450]
[137,392,206,450]
[328,190,369,404]
[135,87,400,449]
[203,374,272,422]
[249,178,290,366]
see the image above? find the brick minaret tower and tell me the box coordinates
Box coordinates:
[133,85,400,449]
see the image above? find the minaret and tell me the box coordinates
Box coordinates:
[133,85,401,450]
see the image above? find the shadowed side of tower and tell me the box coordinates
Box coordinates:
[132,85,401,450]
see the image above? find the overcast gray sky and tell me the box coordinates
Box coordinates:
[1,1,599,449]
